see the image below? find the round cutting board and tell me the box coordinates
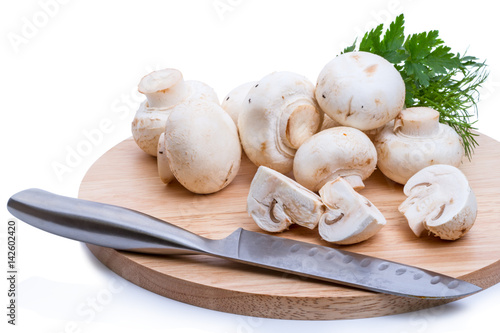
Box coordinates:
[79,133,500,320]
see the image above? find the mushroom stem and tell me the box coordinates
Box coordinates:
[138,69,189,109]
[157,132,174,184]
[280,98,322,150]
[342,174,365,191]
[394,107,440,137]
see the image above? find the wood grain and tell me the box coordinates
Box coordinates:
[79,133,500,320]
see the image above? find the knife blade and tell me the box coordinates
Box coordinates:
[7,188,481,299]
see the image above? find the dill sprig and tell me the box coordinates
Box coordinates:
[342,14,489,159]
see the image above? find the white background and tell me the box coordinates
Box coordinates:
[2,0,500,332]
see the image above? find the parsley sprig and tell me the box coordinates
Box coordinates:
[343,14,488,159]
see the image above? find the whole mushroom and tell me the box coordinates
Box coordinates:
[132,68,218,156]
[374,107,464,184]
[318,177,386,245]
[399,164,477,240]
[293,126,377,192]
[221,81,257,127]
[238,71,323,174]
[162,100,241,194]
[315,51,405,131]
[247,166,325,232]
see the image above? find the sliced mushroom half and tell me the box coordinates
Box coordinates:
[247,166,325,232]
[398,164,477,240]
[318,177,386,245]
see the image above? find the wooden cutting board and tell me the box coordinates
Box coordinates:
[78,133,500,320]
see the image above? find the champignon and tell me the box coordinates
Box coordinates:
[293,126,377,192]
[320,114,340,131]
[315,51,405,131]
[157,132,174,184]
[374,107,464,184]
[247,166,325,232]
[318,177,386,245]
[238,71,323,174]
[132,68,218,156]
[221,81,257,126]
[398,164,477,240]
[163,99,241,194]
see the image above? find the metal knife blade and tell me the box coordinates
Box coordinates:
[7,188,481,299]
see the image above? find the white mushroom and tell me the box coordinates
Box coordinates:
[374,107,464,185]
[163,100,241,194]
[315,51,405,131]
[318,177,386,245]
[247,166,325,232]
[157,132,174,184]
[238,71,323,174]
[132,68,218,156]
[293,126,377,192]
[398,164,477,240]
[320,114,340,131]
[221,81,257,126]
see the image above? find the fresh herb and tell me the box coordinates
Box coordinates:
[343,14,489,159]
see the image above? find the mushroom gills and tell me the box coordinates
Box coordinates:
[318,177,386,245]
[399,164,477,240]
[247,166,325,232]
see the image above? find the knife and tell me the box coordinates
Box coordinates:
[7,188,481,299]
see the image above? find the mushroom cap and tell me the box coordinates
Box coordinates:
[186,80,219,105]
[374,107,464,185]
[238,71,323,174]
[316,51,405,131]
[318,177,386,245]
[247,166,325,232]
[164,100,241,194]
[221,81,257,126]
[293,126,377,192]
[399,164,477,240]
[132,77,218,157]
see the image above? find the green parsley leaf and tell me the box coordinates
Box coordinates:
[342,13,489,159]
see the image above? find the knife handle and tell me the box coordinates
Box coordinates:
[7,188,211,254]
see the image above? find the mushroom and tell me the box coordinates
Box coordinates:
[293,126,377,192]
[318,177,386,245]
[315,51,405,131]
[238,71,323,174]
[221,81,257,126]
[163,99,241,194]
[157,132,174,184]
[320,114,340,131]
[374,107,464,185]
[247,166,325,232]
[131,68,218,156]
[398,164,477,240]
